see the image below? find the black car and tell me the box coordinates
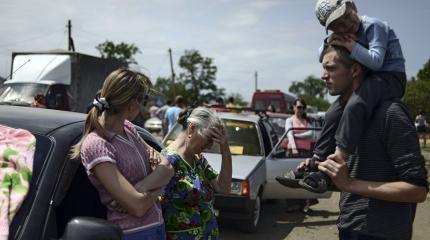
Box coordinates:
[0,106,163,240]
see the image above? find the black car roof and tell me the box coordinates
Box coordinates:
[0,105,85,135]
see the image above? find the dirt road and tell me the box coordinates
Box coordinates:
[220,193,430,240]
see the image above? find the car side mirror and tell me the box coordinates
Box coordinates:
[61,217,123,240]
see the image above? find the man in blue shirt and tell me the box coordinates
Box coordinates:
[165,95,185,134]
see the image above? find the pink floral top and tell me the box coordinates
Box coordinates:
[0,126,35,240]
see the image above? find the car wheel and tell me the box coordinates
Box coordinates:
[239,192,261,233]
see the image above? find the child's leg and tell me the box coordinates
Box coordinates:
[312,97,347,160]
[335,72,406,154]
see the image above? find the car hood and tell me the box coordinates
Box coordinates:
[203,152,263,180]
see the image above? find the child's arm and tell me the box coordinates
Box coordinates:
[333,23,389,71]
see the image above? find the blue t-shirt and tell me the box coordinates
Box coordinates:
[319,15,405,73]
[165,106,182,133]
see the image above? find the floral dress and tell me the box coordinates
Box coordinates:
[160,148,219,240]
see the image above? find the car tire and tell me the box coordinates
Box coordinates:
[239,192,262,233]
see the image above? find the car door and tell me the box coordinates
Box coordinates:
[263,128,332,199]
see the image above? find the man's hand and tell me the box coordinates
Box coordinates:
[297,158,312,171]
[328,33,357,52]
[317,153,352,191]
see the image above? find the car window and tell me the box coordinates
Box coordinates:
[255,100,266,110]
[271,127,320,159]
[30,134,54,185]
[164,119,262,156]
[268,117,286,138]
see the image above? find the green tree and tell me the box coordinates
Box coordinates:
[403,78,430,116]
[178,49,221,105]
[96,40,141,64]
[153,77,190,101]
[403,58,430,116]
[417,58,430,82]
[289,75,330,111]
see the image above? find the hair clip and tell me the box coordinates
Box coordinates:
[92,93,110,111]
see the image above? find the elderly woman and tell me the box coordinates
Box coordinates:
[161,107,232,240]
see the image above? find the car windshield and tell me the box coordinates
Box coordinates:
[164,118,262,156]
[0,83,48,105]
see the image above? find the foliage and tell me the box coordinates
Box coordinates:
[403,58,430,116]
[289,75,327,98]
[177,49,222,105]
[289,75,330,111]
[417,58,430,82]
[96,40,141,64]
[403,78,430,116]
[153,77,189,102]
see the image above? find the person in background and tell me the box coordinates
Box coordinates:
[285,99,315,156]
[156,99,172,136]
[267,104,276,113]
[226,97,240,113]
[0,126,36,240]
[283,99,319,212]
[226,97,236,108]
[31,94,47,108]
[161,107,232,239]
[214,97,225,108]
[71,68,174,239]
[156,99,172,120]
[415,111,427,147]
[165,96,185,134]
[148,104,159,118]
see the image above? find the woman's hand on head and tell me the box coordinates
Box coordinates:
[209,126,229,151]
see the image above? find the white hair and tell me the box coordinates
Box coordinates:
[187,107,223,134]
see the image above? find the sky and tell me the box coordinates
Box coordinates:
[0,0,429,102]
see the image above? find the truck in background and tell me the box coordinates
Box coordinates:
[251,89,296,114]
[0,50,123,113]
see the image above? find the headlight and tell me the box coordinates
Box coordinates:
[230,180,249,196]
[230,181,242,195]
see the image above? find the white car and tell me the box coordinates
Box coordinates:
[163,111,331,233]
[144,117,163,133]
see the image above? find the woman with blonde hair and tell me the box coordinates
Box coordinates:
[161,107,232,239]
[71,68,174,239]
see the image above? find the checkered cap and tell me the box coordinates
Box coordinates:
[315,0,353,29]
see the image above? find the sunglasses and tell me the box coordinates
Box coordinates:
[296,106,305,109]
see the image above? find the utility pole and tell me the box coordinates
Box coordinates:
[67,20,75,52]
[168,48,176,98]
[254,71,258,91]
